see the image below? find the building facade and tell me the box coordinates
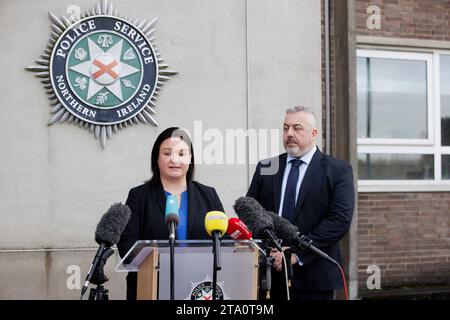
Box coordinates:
[1,0,447,300]
[354,0,450,297]
[0,0,322,299]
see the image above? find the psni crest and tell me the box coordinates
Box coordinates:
[27,0,177,148]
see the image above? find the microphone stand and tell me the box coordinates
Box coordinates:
[168,221,176,301]
[258,233,281,300]
[260,240,275,299]
[212,231,222,300]
[86,247,114,301]
[80,242,105,299]
[264,246,273,299]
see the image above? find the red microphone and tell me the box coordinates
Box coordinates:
[227,217,266,256]
[226,217,252,240]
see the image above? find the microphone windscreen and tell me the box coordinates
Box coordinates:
[204,211,228,236]
[226,217,252,240]
[266,210,299,244]
[165,194,179,225]
[95,203,131,246]
[233,197,273,238]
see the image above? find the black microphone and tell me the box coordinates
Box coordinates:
[265,210,339,266]
[233,197,283,252]
[81,203,131,298]
[268,204,349,299]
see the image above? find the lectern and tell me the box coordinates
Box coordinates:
[115,240,261,300]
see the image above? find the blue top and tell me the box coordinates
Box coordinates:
[164,190,188,240]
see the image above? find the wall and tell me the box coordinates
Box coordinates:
[356,0,450,41]
[0,0,322,299]
[355,0,450,294]
[358,192,450,295]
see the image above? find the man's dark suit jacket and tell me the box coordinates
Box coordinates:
[117,180,224,300]
[247,148,354,294]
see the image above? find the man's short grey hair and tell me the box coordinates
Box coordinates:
[285,106,317,129]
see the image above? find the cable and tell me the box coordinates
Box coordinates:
[321,255,349,300]
[301,241,348,301]
[278,250,347,300]
[255,243,267,257]
[289,247,349,300]
[281,252,290,300]
[337,264,348,300]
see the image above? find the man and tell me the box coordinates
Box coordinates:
[247,106,354,300]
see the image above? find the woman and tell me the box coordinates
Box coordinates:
[117,127,224,300]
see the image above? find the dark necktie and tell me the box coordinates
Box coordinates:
[281,159,303,223]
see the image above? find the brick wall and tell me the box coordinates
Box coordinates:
[353,0,450,294]
[356,0,450,41]
[358,192,450,293]
[322,0,450,295]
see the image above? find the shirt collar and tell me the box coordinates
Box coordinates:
[286,145,317,165]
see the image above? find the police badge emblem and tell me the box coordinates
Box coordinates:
[186,275,230,300]
[26,0,176,148]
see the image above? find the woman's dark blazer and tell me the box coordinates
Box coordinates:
[117,180,224,300]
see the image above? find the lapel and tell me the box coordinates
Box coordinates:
[292,148,324,220]
[144,182,167,237]
[187,181,200,238]
[272,153,288,213]
[150,181,166,217]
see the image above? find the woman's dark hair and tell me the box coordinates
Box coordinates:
[148,127,195,185]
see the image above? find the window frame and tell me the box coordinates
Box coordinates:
[357,49,434,145]
[357,48,450,192]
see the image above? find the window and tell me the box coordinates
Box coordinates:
[441,55,450,146]
[357,49,450,191]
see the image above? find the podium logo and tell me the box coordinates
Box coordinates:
[187,275,230,300]
[26,0,176,148]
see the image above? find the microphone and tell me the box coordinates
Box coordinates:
[205,211,228,237]
[265,210,339,266]
[205,211,228,300]
[226,217,252,240]
[81,203,131,298]
[265,208,349,299]
[233,197,283,252]
[165,194,179,242]
[226,217,266,256]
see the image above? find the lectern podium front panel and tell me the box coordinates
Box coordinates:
[115,240,261,300]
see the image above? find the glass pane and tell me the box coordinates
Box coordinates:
[357,56,428,139]
[357,57,368,138]
[358,154,434,180]
[440,55,450,145]
[441,155,450,179]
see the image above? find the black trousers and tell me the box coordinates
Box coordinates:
[260,269,334,301]
[290,287,334,300]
